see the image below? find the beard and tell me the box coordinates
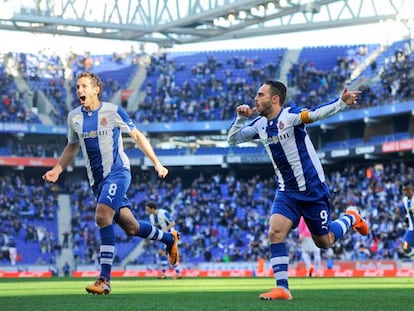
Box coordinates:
[257,101,272,117]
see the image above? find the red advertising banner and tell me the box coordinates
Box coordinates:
[70,268,414,278]
[382,139,414,153]
[0,157,58,167]
[0,270,53,278]
[1,260,413,278]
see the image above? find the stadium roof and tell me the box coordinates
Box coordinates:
[0,0,411,48]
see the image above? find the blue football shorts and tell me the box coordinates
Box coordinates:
[271,182,332,236]
[92,167,132,213]
[403,230,414,246]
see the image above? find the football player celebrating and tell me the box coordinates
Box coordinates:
[43,71,179,295]
[227,80,368,300]
[398,182,414,258]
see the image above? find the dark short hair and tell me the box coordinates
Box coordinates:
[77,71,103,98]
[145,201,157,209]
[264,80,287,105]
[403,181,413,188]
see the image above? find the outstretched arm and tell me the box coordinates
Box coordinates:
[130,128,168,178]
[340,85,361,106]
[43,143,80,183]
[299,85,361,124]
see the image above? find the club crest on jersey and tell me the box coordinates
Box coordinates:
[100,118,108,126]
[278,120,285,130]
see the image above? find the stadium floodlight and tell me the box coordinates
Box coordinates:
[227,13,236,23]
[279,0,288,7]
[267,2,276,10]
[238,11,247,19]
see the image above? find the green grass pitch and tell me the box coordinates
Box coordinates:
[1,277,414,311]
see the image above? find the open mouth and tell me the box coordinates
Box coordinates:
[79,95,86,101]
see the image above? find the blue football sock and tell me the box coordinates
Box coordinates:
[330,214,353,242]
[137,221,174,246]
[269,242,289,290]
[99,225,115,281]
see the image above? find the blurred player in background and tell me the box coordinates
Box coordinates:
[156,248,170,279]
[227,80,369,300]
[398,181,414,258]
[145,201,182,279]
[42,71,179,295]
[298,217,321,277]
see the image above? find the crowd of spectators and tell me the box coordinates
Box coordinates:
[135,51,284,123]
[55,160,413,270]
[140,161,411,266]
[377,45,414,102]
[1,41,414,127]
[0,57,40,124]
[0,159,412,268]
[12,140,60,158]
[287,42,414,110]
[1,41,414,269]
[0,173,61,266]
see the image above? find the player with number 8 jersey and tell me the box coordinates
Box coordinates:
[42,71,179,295]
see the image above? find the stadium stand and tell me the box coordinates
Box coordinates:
[1,40,413,128]
[0,160,412,270]
[0,39,414,275]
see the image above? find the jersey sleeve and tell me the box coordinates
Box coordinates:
[116,105,136,133]
[227,116,261,145]
[399,201,407,217]
[149,214,156,226]
[291,98,348,126]
[67,113,79,144]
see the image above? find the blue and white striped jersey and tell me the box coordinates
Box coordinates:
[149,208,175,232]
[67,101,135,187]
[401,196,414,231]
[228,98,347,192]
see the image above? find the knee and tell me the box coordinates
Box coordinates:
[403,242,412,254]
[314,240,330,249]
[403,241,409,250]
[95,204,116,228]
[267,215,292,243]
[95,214,109,228]
[95,211,113,228]
[124,224,138,236]
[268,227,285,242]
[314,232,336,249]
